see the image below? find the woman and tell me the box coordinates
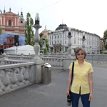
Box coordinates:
[67,48,94,107]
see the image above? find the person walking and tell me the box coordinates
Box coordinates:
[66,47,94,107]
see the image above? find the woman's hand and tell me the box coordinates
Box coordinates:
[66,89,70,95]
[89,93,93,101]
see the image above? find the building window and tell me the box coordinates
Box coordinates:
[8,20,12,26]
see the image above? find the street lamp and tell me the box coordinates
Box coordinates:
[82,32,86,49]
[67,29,72,55]
[68,31,72,47]
[62,30,65,53]
[33,13,42,55]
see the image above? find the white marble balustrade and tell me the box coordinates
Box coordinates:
[0,62,36,96]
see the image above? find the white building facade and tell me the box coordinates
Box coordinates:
[48,24,101,54]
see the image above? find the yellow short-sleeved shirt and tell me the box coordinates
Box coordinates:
[69,60,93,95]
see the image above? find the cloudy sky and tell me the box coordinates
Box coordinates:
[0,0,107,37]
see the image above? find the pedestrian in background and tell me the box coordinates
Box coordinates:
[66,47,94,107]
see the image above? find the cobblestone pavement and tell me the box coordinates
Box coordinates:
[0,66,107,107]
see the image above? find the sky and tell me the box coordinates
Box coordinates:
[0,0,107,37]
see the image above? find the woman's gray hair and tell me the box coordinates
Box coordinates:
[74,47,86,59]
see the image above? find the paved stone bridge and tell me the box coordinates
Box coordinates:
[0,65,107,107]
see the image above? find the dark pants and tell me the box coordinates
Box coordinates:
[71,92,90,107]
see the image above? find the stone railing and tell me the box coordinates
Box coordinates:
[2,54,107,71]
[0,59,23,65]
[0,54,34,62]
[0,61,38,96]
[42,56,74,71]
[3,54,34,61]
[42,54,107,70]
[1,53,107,76]
[42,57,63,69]
[86,54,107,65]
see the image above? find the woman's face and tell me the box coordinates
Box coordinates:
[76,50,85,60]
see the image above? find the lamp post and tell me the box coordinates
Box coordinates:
[67,29,72,55]
[61,30,65,53]
[33,13,42,56]
[32,13,43,84]
[82,32,86,49]
[68,31,72,47]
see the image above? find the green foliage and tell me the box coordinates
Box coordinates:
[25,12,34,46]
[103,30,107,49]
[39,33,43,38]
[105,44,107,49]
[39,38,44,49]
[45,39,49,52]
[39,36,49,54]
[43,48,47,54]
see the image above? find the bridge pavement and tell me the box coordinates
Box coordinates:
[0,65,107,107]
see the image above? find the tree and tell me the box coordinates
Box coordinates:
[45,39,49,52]
[43,39,49,54]
[103,30,107,49]
[39,32,43,38]
[25,13,34,45]
[39,33,49,54]
[39,38,44,50]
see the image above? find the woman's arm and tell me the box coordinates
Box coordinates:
[88,72,94,101]
[66,69,72,95]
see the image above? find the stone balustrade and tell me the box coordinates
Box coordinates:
[0,53,107,96]
[0,62,37,96]
[2,54,107,71]
[42,54,107,70]
[0,54,34,61]
[5,55,34,61]
[0,59,22,65]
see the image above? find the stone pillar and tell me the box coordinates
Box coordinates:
[32,13,43,83]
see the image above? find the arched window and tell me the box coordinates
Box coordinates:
[8,20,12,26]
